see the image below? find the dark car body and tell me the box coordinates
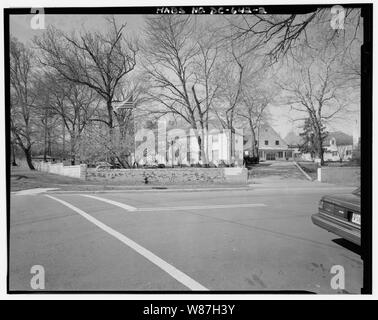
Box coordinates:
[311,188,361,245]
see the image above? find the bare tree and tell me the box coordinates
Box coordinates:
[107,74,152,167]
[10,37,38,170]
[212,36,262,164]
[142,16,221,164]
[226,8,362,61]
[34,16,138,162]
[40,72,100,164]
[191,28,221,163]
[237,85,270,158]
[277,41,356,164]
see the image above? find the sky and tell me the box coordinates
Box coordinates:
[9,14,361,139]
[10,14,146,44]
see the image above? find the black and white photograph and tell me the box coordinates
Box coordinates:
[4,2,373,298]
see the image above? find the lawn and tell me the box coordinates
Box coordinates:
[296,162,318,180]
[10,167,108,191]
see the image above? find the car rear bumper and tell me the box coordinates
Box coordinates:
[311,213,361,246]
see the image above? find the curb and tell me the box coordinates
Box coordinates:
[12,184,354,195]
[293,161,313,181]
[45,186,254,194]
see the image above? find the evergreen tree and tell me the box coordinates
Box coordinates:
[299,118,328,162]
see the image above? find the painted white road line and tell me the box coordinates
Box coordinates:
[136,203,266,212]
[80,194,137,212]
[45,195,208,291]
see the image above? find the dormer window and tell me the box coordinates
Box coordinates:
[275,140,279,145]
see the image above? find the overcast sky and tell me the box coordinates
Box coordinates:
[9,14,360,139]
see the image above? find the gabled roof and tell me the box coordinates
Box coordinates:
[243,124,288,149]
[258,124,288,144]
[325,131,353,146]
[284,131,302,146]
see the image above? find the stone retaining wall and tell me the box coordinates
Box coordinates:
[86,167,248,185]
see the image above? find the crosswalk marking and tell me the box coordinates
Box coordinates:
[80,194,137,212]
[79,195,266,213]
[45,195,208,291]
[136,203,266,212]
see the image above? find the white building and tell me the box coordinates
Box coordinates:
[323,132,354,162]
[134,120,244,166]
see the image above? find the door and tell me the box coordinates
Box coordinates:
[266,152,276,160]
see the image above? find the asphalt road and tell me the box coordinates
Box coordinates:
[9,186,363,293]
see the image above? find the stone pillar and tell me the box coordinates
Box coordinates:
[317,167,322,182]
[80,164,87,180]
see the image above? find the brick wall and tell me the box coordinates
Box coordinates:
[86,167,248,185]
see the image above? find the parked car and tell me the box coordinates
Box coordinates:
[311,188,361,245]
[243,155,259,167]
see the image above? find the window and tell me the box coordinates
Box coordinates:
[265,140,268,145]
[346,150,352,156]
[278,152,283,158]
[275,140,279,145]
[332,151,338,156]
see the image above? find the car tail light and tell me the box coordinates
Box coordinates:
[323,202,334,213]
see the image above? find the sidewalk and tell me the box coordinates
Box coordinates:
[249,177,356,191]
[12,180,355,195]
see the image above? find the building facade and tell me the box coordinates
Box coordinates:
[244,124,290,161]
[323,133,354,162]
[284,130,354,162]
[134,119,244,166]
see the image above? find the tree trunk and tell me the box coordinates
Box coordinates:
[315,126,325,166]
[228,129,234,165]
[43,121,47,162]
[199,125,209,166]
[70,133,76,165]
[47,129,52,157]
[62,117,65,159]
[24,147,35,170]
[197,135,202,163]
[250,121,257,158]
[320,146,325,166]
[11,142,17,166]
[106,99,115,164]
